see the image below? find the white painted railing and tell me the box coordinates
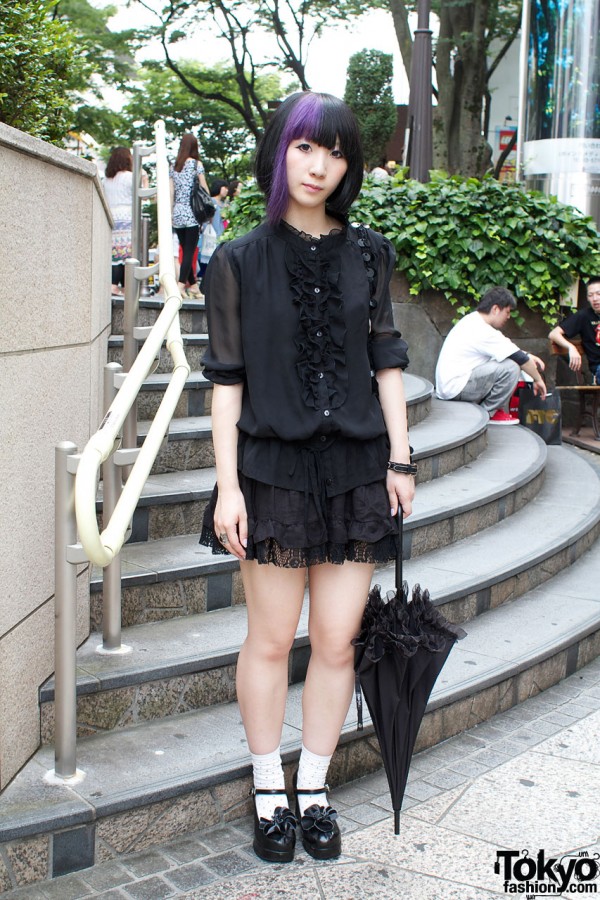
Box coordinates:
[75,120,190,566]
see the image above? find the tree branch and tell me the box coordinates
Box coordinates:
[493,127,517,179]
[487,15,521,83]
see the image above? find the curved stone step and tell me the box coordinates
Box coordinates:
[9,532,600,864]
[97,399,488,543]
[137,371,213,419]
[108,333,209,374]
[111,296,208,335]
[89,424,546,624]
[46,444,600,738]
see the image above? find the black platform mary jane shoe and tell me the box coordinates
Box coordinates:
[251,788,297,863]
[293,774,342,860]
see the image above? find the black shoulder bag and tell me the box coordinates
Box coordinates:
[190,162,216,226]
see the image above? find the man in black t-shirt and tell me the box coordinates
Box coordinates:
[549,277,600,384]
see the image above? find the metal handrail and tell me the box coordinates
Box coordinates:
[75,120,190,566]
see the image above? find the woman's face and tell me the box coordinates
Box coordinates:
[285,137,348,215]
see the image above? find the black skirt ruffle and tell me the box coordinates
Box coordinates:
[199,473,399,568]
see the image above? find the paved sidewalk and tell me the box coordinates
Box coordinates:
[4,655,599,900]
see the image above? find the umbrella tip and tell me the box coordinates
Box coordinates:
[394,810,400,835]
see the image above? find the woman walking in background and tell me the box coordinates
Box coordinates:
[103,147,134,296]
[200,92,415,863]
[170,133,209,298]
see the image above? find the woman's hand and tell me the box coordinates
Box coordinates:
[387,470,415,519]
[214,487,248,561]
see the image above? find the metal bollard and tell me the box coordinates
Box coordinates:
[50,443,85,783]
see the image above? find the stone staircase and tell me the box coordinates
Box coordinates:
[1,295,600,893]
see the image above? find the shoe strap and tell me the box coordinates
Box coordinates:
[251,787,289,796]
[295,784,329,795]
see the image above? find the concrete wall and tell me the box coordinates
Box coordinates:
[0,124,112,788]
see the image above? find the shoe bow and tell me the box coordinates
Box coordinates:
[300,804,338,833]
[259,806,297,836]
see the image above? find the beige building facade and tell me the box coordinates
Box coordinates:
[0,123,112,789]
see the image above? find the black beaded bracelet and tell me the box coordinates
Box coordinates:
[387,460,418,476]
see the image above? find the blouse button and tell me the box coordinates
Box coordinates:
[314,287,320,293]
[310,245,317,251]
[326,478,333,487]
[318,372,324,379]
[323,410,330,417]
[316,330,323,337]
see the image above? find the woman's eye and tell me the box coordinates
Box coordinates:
[297,142,311,152]
[331,148,344,159]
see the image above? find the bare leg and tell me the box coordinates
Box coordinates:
[302,561,374,755]
[237,560,306,755]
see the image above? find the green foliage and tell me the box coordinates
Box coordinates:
[352,172,600,324]
[221,180,266,237]
[224,171,600,326]
[344,49,397,169]
[0,0,82,143]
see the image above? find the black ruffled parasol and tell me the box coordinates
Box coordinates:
[353,511,466,834]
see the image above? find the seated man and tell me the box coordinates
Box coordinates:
[548,277,600,384]
[435,286,547,425]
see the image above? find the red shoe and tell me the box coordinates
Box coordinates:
[489,409,519,425]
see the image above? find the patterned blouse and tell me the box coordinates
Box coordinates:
[170,158,205,228]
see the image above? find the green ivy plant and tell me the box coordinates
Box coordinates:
[224,171,600,326]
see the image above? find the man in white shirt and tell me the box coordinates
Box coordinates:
[435,287,547,425]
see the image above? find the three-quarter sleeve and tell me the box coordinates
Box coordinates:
[369,237,409,371]
[201,244,246,384]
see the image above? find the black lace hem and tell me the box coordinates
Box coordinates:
[199,527,398,568]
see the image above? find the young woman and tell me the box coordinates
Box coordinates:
[103,147,134,295]
[200,92,415,863]
[170,133,210,298]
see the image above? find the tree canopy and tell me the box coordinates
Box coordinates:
[0,0,81,143]
[345,49,397,170]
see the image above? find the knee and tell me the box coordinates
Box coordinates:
[500,358,520,384]
[247,631,294,664]
[310,635,355,670]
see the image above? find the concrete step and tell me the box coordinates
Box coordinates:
[89,426,546,630]
[137,371,213,420]
[131,372,434,475]
[111,296,208,335]
[97,399,488,543]
[5,528,600,879]
[43,445,600,739]
[108,333,209,374]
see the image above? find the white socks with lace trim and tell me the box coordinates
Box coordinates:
[296,744,333,816]
[251,747,289,821]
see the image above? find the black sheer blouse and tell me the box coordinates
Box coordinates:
[202,220,409,496]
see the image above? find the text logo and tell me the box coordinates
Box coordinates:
[495,849,599,895]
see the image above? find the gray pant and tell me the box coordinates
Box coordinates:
[455,359,520,414]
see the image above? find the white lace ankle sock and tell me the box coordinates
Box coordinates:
[251,747,288,821]
[296,744,333,815]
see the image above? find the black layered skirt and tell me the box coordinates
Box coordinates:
[199,471,398,568]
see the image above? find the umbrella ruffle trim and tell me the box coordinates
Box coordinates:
[408,584,467,649]
[352,584,421,663]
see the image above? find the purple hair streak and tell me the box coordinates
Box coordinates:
[268,94,334,224]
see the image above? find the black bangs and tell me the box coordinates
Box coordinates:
[303,95,362,161]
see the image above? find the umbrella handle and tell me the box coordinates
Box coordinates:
[395,509,404,598]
